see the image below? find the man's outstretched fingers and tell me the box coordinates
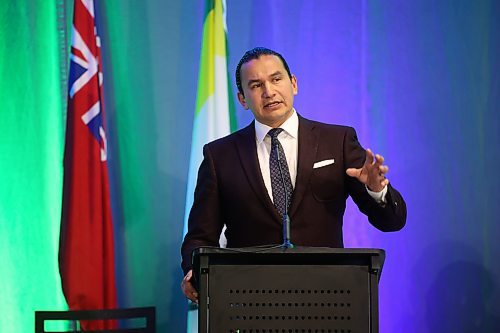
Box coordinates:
[379,165,389,175]
[365,149,375,165]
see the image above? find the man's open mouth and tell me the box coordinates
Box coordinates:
[264,101,281,108]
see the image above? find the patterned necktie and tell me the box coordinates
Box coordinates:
[268,128,293,217]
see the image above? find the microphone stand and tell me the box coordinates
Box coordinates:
[276,142,294,249]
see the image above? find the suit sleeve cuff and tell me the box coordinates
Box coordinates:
[366,185,388,205]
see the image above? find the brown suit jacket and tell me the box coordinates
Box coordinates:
[181,116,407,274]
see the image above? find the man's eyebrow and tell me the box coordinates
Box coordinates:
[246,78,261,85]
[246,71,284,86]
[269,71,283,78]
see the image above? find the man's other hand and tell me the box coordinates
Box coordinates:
[181,270,198,303]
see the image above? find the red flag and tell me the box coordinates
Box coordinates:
[59,0,117,329]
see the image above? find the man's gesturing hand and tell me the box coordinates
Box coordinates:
[181,270,198,303]
[346,149,389,192]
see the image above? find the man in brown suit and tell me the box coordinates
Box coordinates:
[181,47,407,302]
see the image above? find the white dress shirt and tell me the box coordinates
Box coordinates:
[254,109,387,204]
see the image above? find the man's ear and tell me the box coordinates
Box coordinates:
[237,92,249,110]
[291,74,298,95]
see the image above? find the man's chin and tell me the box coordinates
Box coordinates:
[259,110,293,127]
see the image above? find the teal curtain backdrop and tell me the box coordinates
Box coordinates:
[0,0,498,332]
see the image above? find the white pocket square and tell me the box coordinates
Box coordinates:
[313,159,335,169]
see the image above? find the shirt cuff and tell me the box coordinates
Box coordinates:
[366,185,388,205]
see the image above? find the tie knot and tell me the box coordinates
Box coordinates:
[268,128,284,140]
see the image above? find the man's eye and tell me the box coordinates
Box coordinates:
[251,83,261,89]
[273,77,282,82]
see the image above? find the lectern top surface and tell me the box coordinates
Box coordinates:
[194,246,385,256]
[192,246,386,281]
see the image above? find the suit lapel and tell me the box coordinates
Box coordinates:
[289,116,319,216]
[236,122,281,221]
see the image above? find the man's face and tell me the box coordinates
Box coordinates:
[237,55,298,128]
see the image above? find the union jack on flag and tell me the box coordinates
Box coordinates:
[68,0,107,161]
[59,0,118,330]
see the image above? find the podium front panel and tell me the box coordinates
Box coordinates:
[209,264,370,332]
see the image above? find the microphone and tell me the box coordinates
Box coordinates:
[275,142,293,249]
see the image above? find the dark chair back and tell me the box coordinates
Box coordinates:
[35,306,155,333]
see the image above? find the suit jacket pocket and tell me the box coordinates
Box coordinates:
[310,163,344,202]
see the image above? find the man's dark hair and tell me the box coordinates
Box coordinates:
[235,47,292,96]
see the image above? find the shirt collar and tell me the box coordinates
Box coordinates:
[254,109,299,144]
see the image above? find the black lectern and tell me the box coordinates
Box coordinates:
[193,247,385,333]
